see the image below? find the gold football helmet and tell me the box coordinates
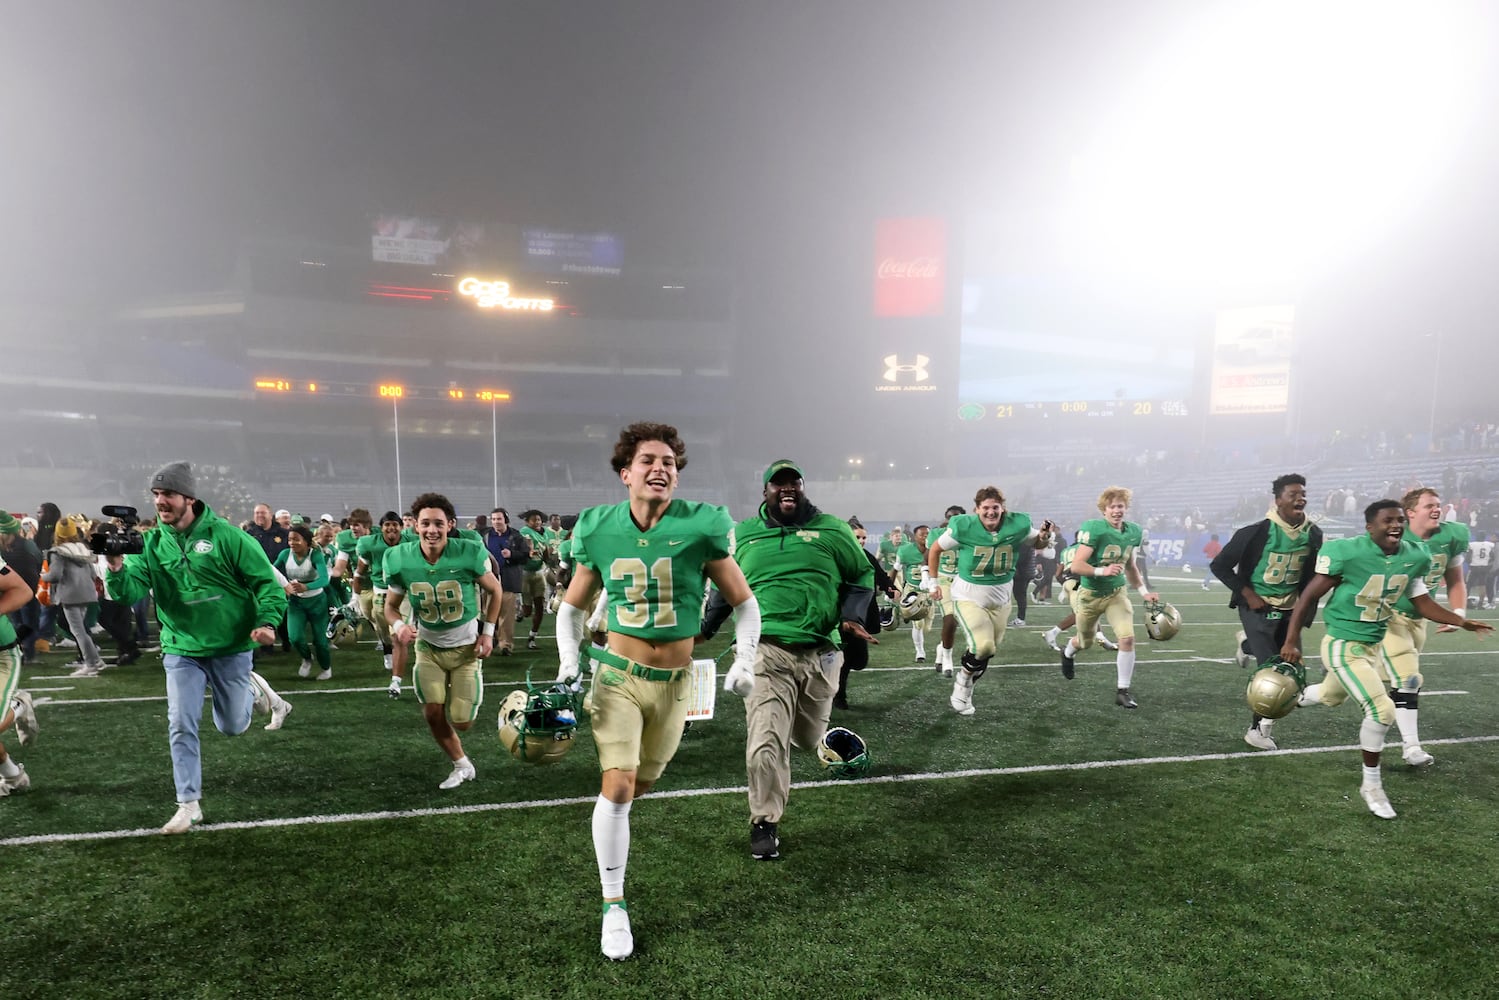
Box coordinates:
[1144,599,1182,641]
[1245,657,1307,720]
[498,684,581,765]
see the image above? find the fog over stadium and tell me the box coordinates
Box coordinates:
[5,0,1499,528]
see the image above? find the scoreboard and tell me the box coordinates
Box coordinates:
[957,399,1190,422]
[253,379,511,403]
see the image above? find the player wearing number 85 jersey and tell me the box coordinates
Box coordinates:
[1281,500,1491,819]
[555,422,759,961]
[382,493,502,792]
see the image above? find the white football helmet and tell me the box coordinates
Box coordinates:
[898,590,932,623]
[1181,563,1192,574]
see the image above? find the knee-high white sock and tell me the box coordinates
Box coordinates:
[1394,705,1421,748]
[1359,716,1391,755]
[1361,763,1383,791]
[1116,649,1136,689]
[249,671,279,715]
[593,795,632,899]
[912,627,925,659]
[1063,638,1078,658]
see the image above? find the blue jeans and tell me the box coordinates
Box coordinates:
[8,598,40,660]
[164,651,258,803]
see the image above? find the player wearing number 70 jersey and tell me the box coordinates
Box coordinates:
[555,422,759,962]
[382,493,502,792]
[923,485,1055,717]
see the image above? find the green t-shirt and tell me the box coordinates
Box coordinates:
[895,540,927,588]
[572,500,732,642]
[941,512,1034,586]
[1249,520,1317,608]
[730,507,875,646]
[1394,521,1469,616]
[1075,518,1144,594]
[1314,534,1433,643]
[382,537,491,637]
[519,526,547,572]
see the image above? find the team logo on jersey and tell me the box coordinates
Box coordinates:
[882,354,930,383]
[193,540,214,554]
[795,530,821,541]
[637,538,650,547]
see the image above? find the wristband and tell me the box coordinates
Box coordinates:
[481,620,496,636]
[1454,607,1467,620]
[1137,585,1151,598]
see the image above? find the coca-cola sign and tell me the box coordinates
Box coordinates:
[874,218,946,317]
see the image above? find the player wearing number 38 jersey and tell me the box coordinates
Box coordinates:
[555,422,759,962]
[382,493,502,793]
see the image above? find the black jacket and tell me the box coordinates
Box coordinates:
[1210,518,1324,611]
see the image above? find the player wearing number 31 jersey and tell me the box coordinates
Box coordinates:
[383,493,502,793]
[555,422,759,962]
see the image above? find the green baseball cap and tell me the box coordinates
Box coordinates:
[762,459,804,485]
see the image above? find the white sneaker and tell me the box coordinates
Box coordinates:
[52,638,77,649]
[1043,627,1061,652]
[11,691,39,747]
[315,668,333,681]
[1233,630,1254,670]
[1403,746,1434,766]
[601,902,633,961]
[69,665,101,678]
[1360,786,1397,820]
[1244,726,1277,751]
[1009,618,1025,628]
[439,760,476,790]
[266,698,293,731]
[297,659,313,678]
[387,677,402,699]
[950,672,976,716]
[162,800,203,834]
[2,763,30,793]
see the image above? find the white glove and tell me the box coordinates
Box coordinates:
[555,661,580,685]
[345,599,364,620]
[723,658,755,697]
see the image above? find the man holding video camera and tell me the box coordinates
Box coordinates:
[103,462,295,835]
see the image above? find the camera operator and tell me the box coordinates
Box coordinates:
[103,462,294,835]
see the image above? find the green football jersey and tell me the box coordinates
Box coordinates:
[335,528,361,564]
[731,508,875,646]
[573,500,732,642]
[942,512,1033,586]
[1394,521,1469,615]
[545,526,566,558]
[356,532,405,590]
[895,540,927,588]
[382,537,490,635]
[1314,534,1432,643]
[1075,518,1144,594]
[0,554,16,646]
[1249,521,1317,608]
[519,526,547,572]
[935,538,959,579]
[877,534,901,571]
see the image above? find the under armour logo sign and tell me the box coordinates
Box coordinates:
[883,354,930,383]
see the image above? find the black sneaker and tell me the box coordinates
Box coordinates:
[1060,646,1075,680]
[1116,688,1138,709]
[750,820,780,860]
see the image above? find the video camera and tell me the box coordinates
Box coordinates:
[89,504,146,558]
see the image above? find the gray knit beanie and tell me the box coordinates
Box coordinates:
[149,461,197,498]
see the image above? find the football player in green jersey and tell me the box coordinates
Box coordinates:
[1210,473,1323,750]
[704,458,876,862]
[555,423,759,962]
[383,493,502,792]
[1281,500,1490,819]
[519,509,549,649]
[333,509,371,627]
[1061,486,1156,708]
[933,504,965,676]
[925,486,1055,715]
[1379,487,1471,765]
[877,526,904,577]
[1042,539,1121,655]
[0,552,39,796]
[357,512,410,695]
[895,525,934,664]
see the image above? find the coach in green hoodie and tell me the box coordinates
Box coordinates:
[105,461,294,835]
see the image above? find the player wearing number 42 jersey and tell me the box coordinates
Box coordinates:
[1281,500,1490,820]
[554,422,759,963]
[383,493,502,792]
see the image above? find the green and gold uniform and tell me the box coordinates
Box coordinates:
[0,554,23,716]
[382,537,492,723]
[1072,517,1145,649]
[936,512,1034,659]
[895,539,933,640]
[356,531,408,646]
[1382,521,1469,686]
[1308,534,1432,727]
[572,499,733,779]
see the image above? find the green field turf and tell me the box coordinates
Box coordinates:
[6,578,1498,999]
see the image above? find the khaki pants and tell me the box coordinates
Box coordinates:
[744,641,838,824]
[496,592,519,651]
[1073,587,1136,649]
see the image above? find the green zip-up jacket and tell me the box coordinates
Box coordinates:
[726,502,875,647]
[106,502,288,658]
